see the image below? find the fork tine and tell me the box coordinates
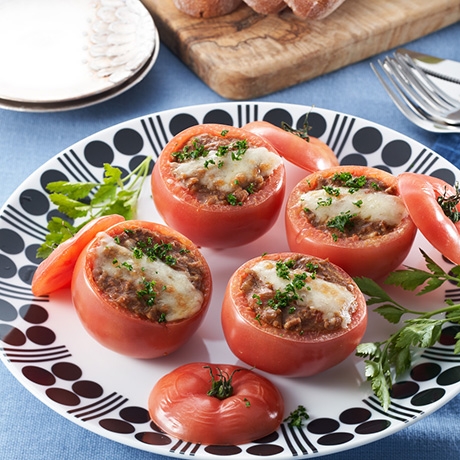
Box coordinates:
[398,53,460,107]
[391,54,454,112]
[371,61,460,133]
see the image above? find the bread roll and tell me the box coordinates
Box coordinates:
[242,0,286,14]
[284,0,347,19]
[172,0,243,18]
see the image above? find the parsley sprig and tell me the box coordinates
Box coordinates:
[37,157,152,259]
[355,249,460,410]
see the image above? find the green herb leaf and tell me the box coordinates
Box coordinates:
[37,156,152,259]
[284,405,309,427]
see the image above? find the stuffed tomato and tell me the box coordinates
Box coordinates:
[221,252,367,377]
[148,362,284,445]
[285,166,417,279]
[72,220,212,359]
[151,123,286,248]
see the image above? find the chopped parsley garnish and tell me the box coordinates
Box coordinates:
[284,405,310,427]
[437,181,460,223]
[332,172,367,193]
[172,139,209,162]
[137,278,157,307]
[227,193,242,206]
[326,210,356,233]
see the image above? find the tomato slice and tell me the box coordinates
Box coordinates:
[148,362,284,445]
[398,172,460,265]
[31,214,125,296]
[243,120,339,172]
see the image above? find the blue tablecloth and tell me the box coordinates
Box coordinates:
[1,15,460,460]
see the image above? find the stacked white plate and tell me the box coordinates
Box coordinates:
[0,0,159,112]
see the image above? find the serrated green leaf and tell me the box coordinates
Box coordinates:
[419,276,445,295]
[46,181,96,200]
[374,305,406,324]
[388,343,411,377]
[364,360,391,411]
[420,249,447,276]
[385,267,432,291]
[354,277,393,302]
[356,342,380,358]
[397,319,442,349]
[454,332,460,354]
[49,194,90,218]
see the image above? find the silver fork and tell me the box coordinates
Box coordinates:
[371,55,460,133]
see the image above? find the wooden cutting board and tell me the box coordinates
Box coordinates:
[141,0,460,100]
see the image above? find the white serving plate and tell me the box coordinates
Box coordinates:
[1,102,459,458]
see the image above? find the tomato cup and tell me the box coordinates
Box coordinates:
[285,166,417,280]
[148,362,284,445]
[151,123,286,248]
[71,220,212,359]
[221,252,368,377]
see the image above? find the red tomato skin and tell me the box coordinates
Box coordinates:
[243,121,339,172]
[398,172,460,265]
[148,362,284,445]
[285,166,417,280]
[31,214,125,297]
[221,253,368,377]
[71,220,212,359]
[151,123,286,248]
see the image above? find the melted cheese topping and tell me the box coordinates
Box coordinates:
[94,235,203,321]
[171,146,282,193]
[250,259,356,328]
[300,187,407,226]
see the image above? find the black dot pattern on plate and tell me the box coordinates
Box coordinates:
[19,189,50,215]
[169,113,199,135]
[72,380,103,398]
[205,445,243,456]
[354,420,391,435]
[411,362,442,381]
[439,325,460,345]
[352,127,383,154]
[3,103,460,459]
[46,387,81,406]
[0,229,24,254]
[411,388,446,406]
[390,381,420,399]
[0,299,18,321]
[22,366,56,386]
[135,431,172,446]
[40,169,68,193]
[307,418,340,435]
[51,362,82,381]
[120,406,151,424]
[203,109,234,126]
[340,408,372,425]
[0,324,26,346]
[99,418,136,434]
[437,366,460,386]
[113,128,144,156]
[19,304,48,324]
[25,244,42,264]
[18,265,36,285]
[262,108,293,128]
[26,325,56,345]
[381,139,412,167]
[84,140,114,166]
[0,254,17,279]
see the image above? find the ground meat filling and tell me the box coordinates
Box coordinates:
[169,133,280,206]
[91,228,205,322]
[303,173,404,241]
[241,255,357,335]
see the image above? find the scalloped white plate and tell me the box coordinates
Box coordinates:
[0,0,157,105]
[1,102,460,458]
